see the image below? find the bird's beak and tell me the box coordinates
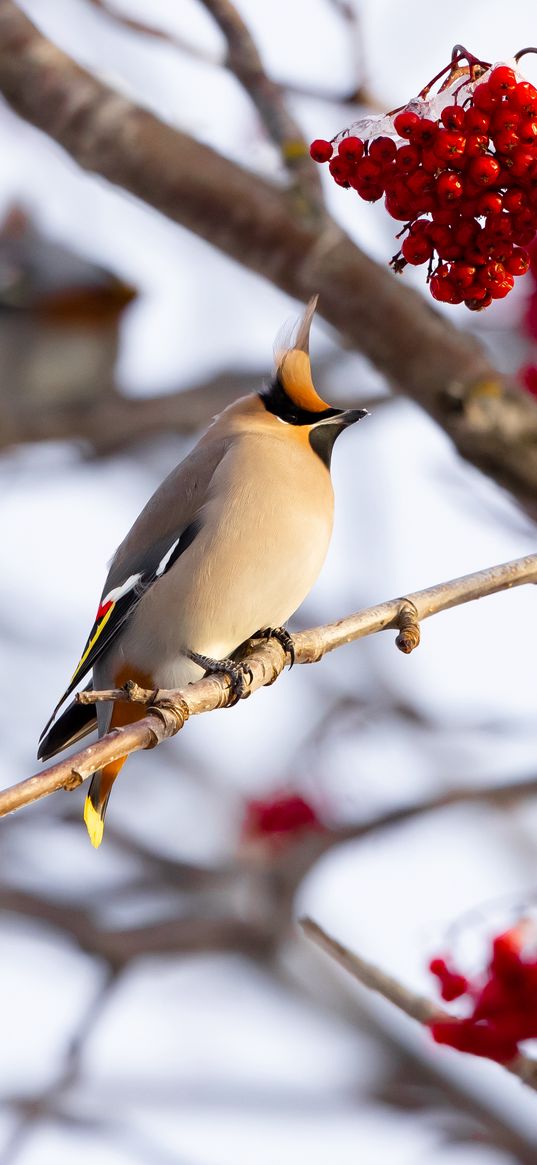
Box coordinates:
[313,407,369,428]
[339,408,369,426]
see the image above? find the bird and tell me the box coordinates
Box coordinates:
[38,297,367,848]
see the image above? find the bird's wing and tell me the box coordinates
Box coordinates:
[39,434,231,742]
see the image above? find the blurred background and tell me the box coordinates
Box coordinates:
[1,1,537,1162]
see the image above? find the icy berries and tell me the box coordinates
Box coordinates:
[310,56,537,311]
[428,923,537,1064]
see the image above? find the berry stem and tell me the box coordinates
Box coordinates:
[514,47,537,62]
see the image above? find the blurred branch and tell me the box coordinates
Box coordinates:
[88,0,217,63]
[301,917,537,1093]
[0,371,261,454]
[1,362,384,455]
[0,5,536,513]
[0,885,269,966]
[0,552,535,819]
[88,0,375,108]
[198,0,322,206]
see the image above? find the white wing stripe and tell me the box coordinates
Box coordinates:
[103,573,142,604]
[156,538,181,577]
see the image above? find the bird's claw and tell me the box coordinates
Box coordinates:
[256,626,295,667]
[187,651,253,705]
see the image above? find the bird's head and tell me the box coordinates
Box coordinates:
[260,296,368,464]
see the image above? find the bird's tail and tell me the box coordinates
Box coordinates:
[84,758,127,849]
[83,680,152,848]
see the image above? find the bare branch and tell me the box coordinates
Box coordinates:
[0,4,536,511]
[300,917,537,1093]
[0,553,535,819]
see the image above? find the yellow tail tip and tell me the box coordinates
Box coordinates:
[84,795,104,848]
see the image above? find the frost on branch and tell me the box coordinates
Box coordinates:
[311,48,537,311]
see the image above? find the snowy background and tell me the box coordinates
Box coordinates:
[1,1,537,1162]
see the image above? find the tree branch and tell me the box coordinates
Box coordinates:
[0,3,536,513]
[0,553,535,819]
[300,917,537,1094]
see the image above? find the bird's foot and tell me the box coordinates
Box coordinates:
[187,650,253,705]
[256,626,295,668]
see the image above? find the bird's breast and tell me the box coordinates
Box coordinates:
[116,431,335,679]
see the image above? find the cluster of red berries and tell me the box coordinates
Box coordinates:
[242,793,322,844]
[310,61,537,310]
[428,923,537,1063]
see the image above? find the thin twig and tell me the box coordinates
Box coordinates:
[0,553,536,819]
[300,917,537,1093]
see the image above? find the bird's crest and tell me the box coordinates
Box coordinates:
[274,296,329,413]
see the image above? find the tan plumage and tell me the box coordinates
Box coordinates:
[39,297,367,846]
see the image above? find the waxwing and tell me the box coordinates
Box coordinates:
[39,297,367,847]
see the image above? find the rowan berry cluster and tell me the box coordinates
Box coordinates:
[310,55,537,311]
[242,793,321,841]
[428,922,537,1063]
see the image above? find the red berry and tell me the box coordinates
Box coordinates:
[506,247,530,275]
[465,132,490,157]
[484,212,512,241]
[354,181,384,203]
[436,171,463,205]
[329,156,352,182]
[384,191,413,221]
[488,65,517,98]
[504,187,527,213]
[434,129,466,165]
[477,191,503,216]
[493,128,520,154]
[429,1019,518,1063]
[472,82,498,111]
[485,261,515,298]
[395,143,421,173]
[368,136,397,164]
[468,155,500,186]
[430,271,463,303]
[507,147,533,177]
[393,110,420,138]
[453,219,478,247]
[309,138,333,163]
[338,135,365,162]
[402,232,433,265]
[410,118,437,146]
[243,794,321,838]
[491,106,520,134]
[450,262,477,289]
[518,118,537,144]
[465,294,493,311]
[511,221,537,246]
[354,156,382,184]
[441,104,465,130]
[421,147,442,174]
[512,81,537,116]
[465,107,490,133]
